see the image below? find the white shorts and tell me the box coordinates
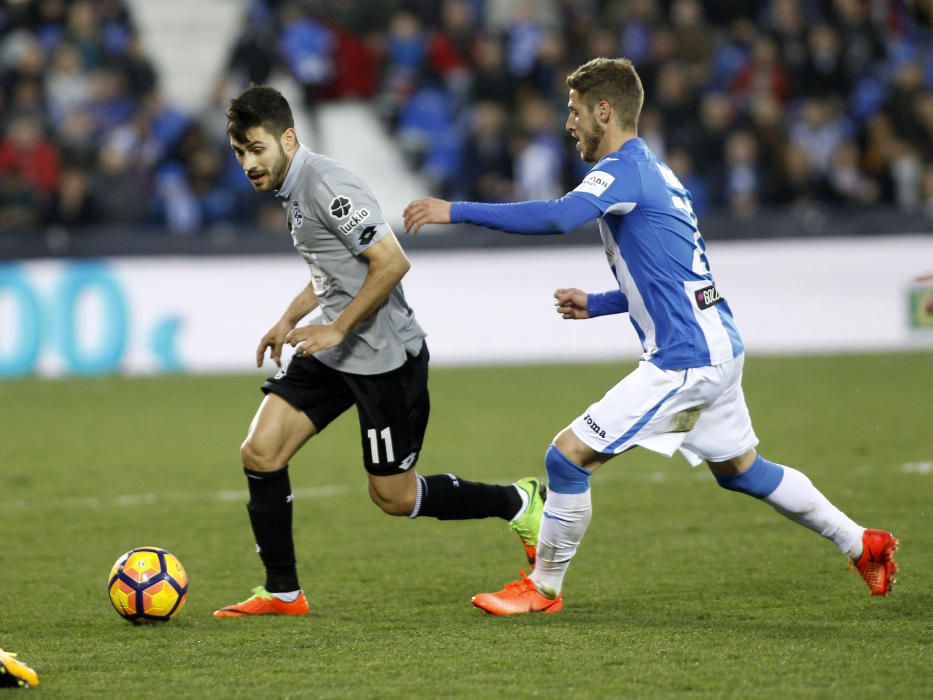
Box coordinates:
[569,354,758,466]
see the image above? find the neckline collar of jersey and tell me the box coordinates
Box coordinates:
[618,137,646,153]
[276,144,311,199]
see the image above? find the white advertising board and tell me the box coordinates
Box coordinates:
[1,235,930,378]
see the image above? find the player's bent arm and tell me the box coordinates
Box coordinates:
[280,282,320,326]
[587,289,629,317]
[451,195,602,235]
[256,283,319,367]
[333,231,410,335]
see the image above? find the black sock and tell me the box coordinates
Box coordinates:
[415,473,522,520]
[245,464,300,593]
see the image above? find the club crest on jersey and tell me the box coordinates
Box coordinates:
[574,170,615,197]
[290,200,303,228]
[329,195,352,218]
[695,284,724,310]
[338,208,370,234]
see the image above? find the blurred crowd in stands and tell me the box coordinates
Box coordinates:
[0,0,931,236]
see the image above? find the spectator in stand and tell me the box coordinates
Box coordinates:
[767,0,808,93]
[722,129,764,217]
[44,42,92,122]
[832,0,886,87]
[426,0,473,105]
[277,2,336,145]
[708,17,756,90]
[502,2,547,80]
[670,0,713,85]
[460,101,513,202]
[654,60,699,152]
[636,105,666,162]
[612,0,659,67]
[89,137,149,226]
[469,35,513,106]
[117,33,157,101]
[0,114,60,223]
[799,24,849,98]
[62,0,107,70]
[826,139,880,205]
[748,92,788,182]
[667,147,708,215]
[83,67,134,139]
[774,142,826,207]
[49,162,96,228]
[884,59,928,144]
[225,2,280,87]
[730,35,790,110]
[0,31,45,116]
[790,98,851,177]
[513,97,563,201]
[690,92,734,181]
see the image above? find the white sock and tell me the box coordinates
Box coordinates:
[271,590,301,603]
[529,489,592,597]
[763,465,864,559]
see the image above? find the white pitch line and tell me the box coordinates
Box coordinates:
[901,461,932,474]
[8,460,917,513]
[7,484,352,512]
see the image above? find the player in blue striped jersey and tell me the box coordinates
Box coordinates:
[405,57,897,614]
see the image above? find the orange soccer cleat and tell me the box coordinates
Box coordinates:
[471,570,563,616]
[851,529,899,596]
[212,586,309,618]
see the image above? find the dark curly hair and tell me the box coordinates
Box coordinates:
[226,86,295,143]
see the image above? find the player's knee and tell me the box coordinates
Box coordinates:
[368,482,415,516]
[240,437,280,471]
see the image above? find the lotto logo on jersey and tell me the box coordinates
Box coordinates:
[574,170,615,197]
[695,285,724,310]
[329,196,352,218]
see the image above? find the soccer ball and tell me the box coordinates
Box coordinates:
[107,546,188,623]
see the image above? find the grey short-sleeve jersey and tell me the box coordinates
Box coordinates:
[276,145,425,375]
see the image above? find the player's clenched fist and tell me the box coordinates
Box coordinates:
[554,288,590,319]
[403,197,451,234]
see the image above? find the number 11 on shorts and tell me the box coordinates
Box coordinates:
[367,427,394,463]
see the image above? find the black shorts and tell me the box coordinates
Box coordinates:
[261,342,430,476]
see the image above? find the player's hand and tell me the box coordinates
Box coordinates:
[285,323,346,356]
[554,288,590,319]
[256,319,295,367]
[403,197,451,235]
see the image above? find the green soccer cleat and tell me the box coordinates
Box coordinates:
[510,477,546,565]
[0,649,39,688]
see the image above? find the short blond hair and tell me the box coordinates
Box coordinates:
[567,58,644,131]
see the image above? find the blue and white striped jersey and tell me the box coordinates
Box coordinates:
[566,138,744,369]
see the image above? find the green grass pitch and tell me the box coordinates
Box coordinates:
[1,352,930,697]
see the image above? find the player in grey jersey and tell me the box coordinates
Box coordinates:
[212,86,545,618]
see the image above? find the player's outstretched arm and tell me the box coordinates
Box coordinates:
[257,282,319,367]
[404,197,451,235]
[554,288,591,319]
[406,195,602,236]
